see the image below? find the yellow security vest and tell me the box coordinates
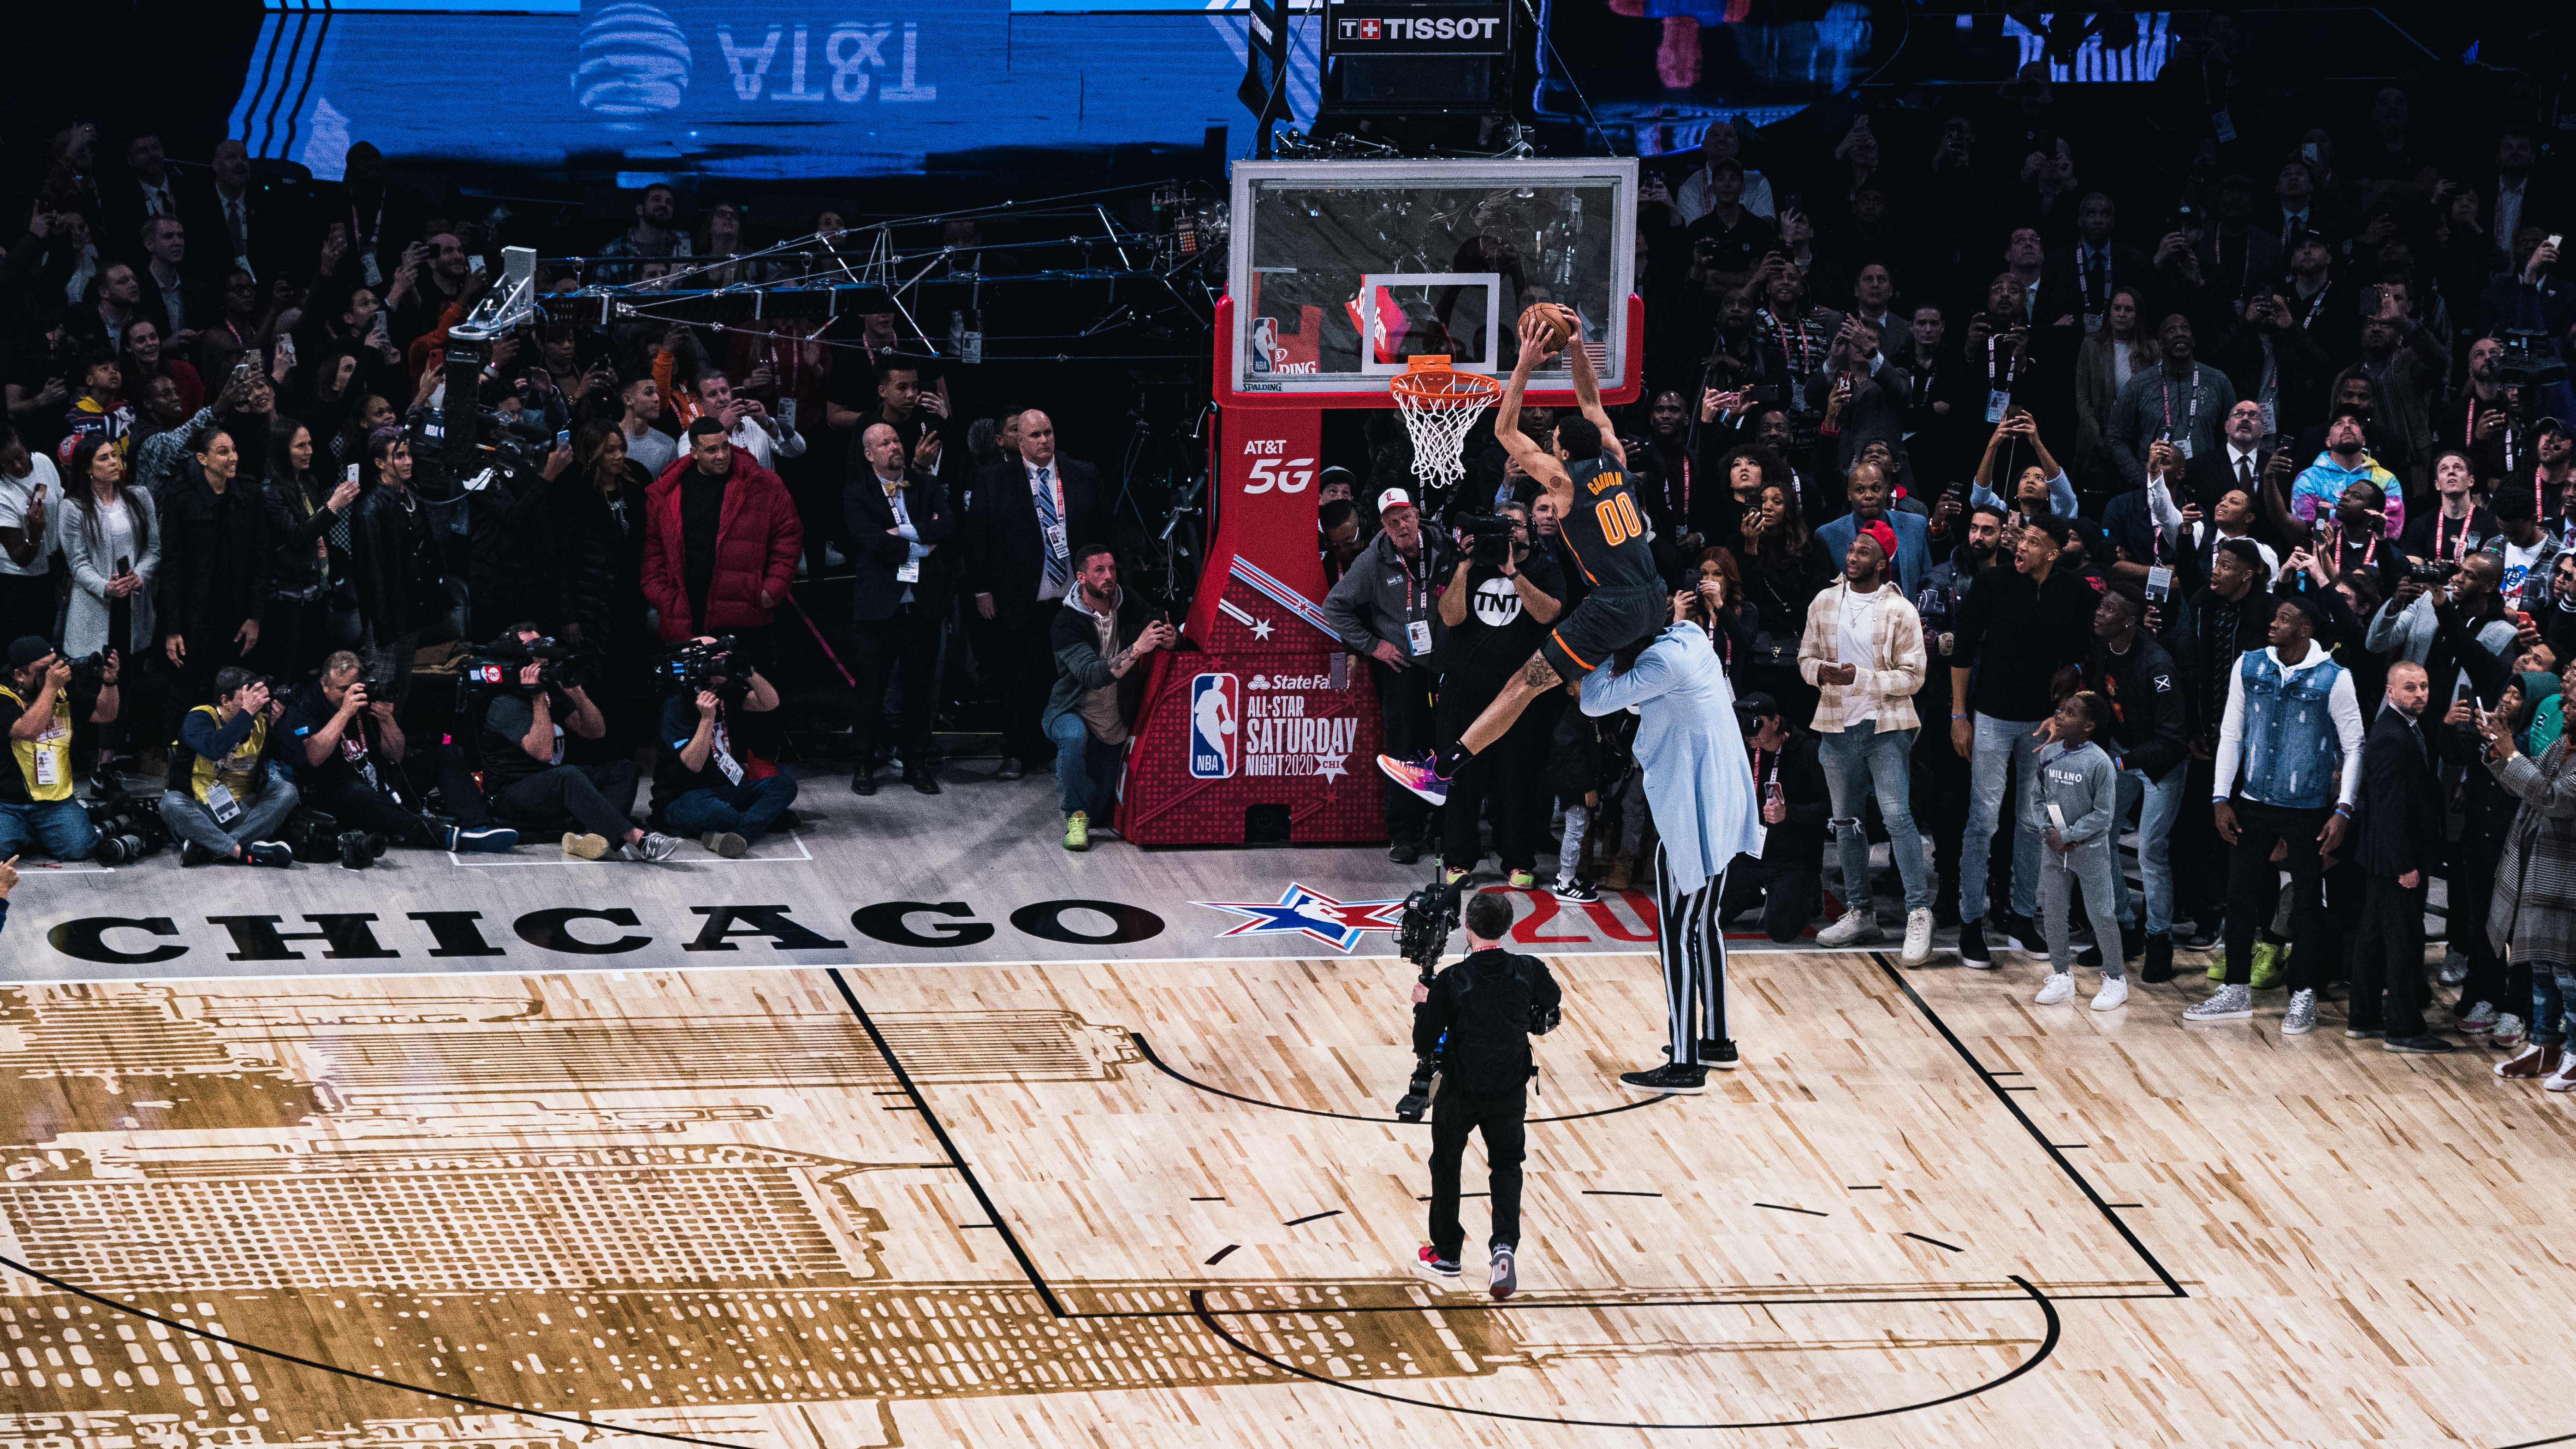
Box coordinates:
[0,684,73,803]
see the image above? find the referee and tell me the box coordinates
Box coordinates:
[1579,589,1764,1093]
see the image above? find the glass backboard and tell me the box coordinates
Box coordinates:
[1228,158,1637,399]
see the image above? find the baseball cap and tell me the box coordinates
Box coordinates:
[1733,689,1782,722]
[1857,519,1899,562]
[7,636,52,671]
[1376,487,1416,515]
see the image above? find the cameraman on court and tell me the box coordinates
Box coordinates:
[281,651,519,854]
[651,638,792,858]
[1435,499,1564,887]
[1413,888,1562,1303]
[475,624,679,862]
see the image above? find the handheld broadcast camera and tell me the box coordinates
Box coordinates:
[1455,512,1519,571]
[460,632,585,695]
[655,635,748,702]
[1393,874,1465,1122]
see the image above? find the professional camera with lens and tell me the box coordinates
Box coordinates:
[656,635,748,701]
[1456,511,1519,570]
[2498,328,2570,393]
[63,652,109,691]
[2404,557,2462,584]
[84,794,169,865]
[1392,874,1465,1122]
[458,633,584,697]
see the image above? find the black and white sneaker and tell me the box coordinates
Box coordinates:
[245,841,294,868]
[452,825,519,853]
[1618,1062,1707,1094]
[1701,1038,1739,1071]
[1958,918,1994,968]
[1552,878,1601,903]
[1489,1245,1518,1301]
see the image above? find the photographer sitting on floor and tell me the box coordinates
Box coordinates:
[0,637,120,861]
[474,624,679,862]
[160,665,296,867]
[651,637,792,858]
[282,651,519,853]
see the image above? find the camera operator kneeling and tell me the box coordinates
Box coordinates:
[652,643,791,858]
[477,629,679,862]
[283,652,518,854]
[0,637,121,861]
[160,666,297,867]
[1413,889,1562,1301]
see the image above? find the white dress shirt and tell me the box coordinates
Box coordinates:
[725,414,804,471]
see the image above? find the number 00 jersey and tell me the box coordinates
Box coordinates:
[1557,455,1660,590]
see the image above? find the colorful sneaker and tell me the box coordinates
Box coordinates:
[1507,868,1536,890]
[2459,1000,2499,1034]
[1377,752,1451,807]
[1414,1245,1460,1280]
[2248,940,2285,990]
[2496,1042,2561,1078]
[1552,879,1601,903]
[2491,1013,2529,1049]
[2545,1052,2576,1092]
[2184,984,2254,1022]
[1816,908,1882,946]
[1488,1245,1518,1301]
[2034,973,2075,1005]
[1064,812,1091,852]
[2282,988,2318,1036]
[1443,864,1470,886]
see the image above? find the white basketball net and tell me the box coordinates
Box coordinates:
[1392,371,1500,492]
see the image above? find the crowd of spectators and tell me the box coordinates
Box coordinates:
[8,43,2576,1069]
[1321,51,2576,1065]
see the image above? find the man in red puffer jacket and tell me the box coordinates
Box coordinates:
[642,417,803,752]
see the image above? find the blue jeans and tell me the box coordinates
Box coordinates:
[662,772,799,845]
[0,797,98,862]
[158,765,300,857]
[2114,762,2184,935]
[1050,712,1126,818]
[1818,724,1933,914]
[2533,963,2576,1047]
[1961,713,2045,924]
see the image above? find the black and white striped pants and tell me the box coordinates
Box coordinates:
[1655,843,1729,1066]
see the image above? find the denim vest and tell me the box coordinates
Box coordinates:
[2238,650,2345,809]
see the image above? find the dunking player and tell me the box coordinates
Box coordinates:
[1378,308,1668,808]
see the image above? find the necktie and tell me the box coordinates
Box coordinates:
[1035,467,1069,596]
[2088,251,2107,309]
[2238,455,2253,493]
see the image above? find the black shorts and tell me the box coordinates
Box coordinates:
[1538,583,1667,682]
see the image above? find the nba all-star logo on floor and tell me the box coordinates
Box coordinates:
[1192,884,1407,952]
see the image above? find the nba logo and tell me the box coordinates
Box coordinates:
[1189,673,1241,779]
[1250,317,1277,374]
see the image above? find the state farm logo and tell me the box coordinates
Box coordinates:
[1248,672,1331,691]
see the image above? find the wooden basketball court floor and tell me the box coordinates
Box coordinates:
[0,944,2566,1449]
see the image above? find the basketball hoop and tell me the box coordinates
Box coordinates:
[1388,356,1502,493]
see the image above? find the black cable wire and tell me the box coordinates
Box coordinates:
[1519,0,1613,156]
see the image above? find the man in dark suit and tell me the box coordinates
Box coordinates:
[182,140,300,287]
[101,132,184,271]
[132,216,210,350]
[845,422,956,796]
[2349,661,2452,1053]
[2038,193,2153,333]
[966,410,1104,778]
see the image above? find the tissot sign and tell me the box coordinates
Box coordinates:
[1325,0,1509,53]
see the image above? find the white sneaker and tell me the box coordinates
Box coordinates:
[2460,1000,2499,1033]
[2493,1013,2529,1048]
[2090,977,2129,1012]
[1816,908,1881,946]
[2034,973,2075,1005]
[2282,988,2318,1036]
[1899,908,1935,967]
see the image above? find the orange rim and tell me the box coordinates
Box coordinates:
[1387,356,1502,406]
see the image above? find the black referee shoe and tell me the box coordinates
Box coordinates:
[1700,1039,1739,1070]
[1618,1062,1706,1094]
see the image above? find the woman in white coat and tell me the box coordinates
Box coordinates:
[59,434,160,665]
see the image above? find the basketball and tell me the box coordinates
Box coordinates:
[1520,302,1578,352]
